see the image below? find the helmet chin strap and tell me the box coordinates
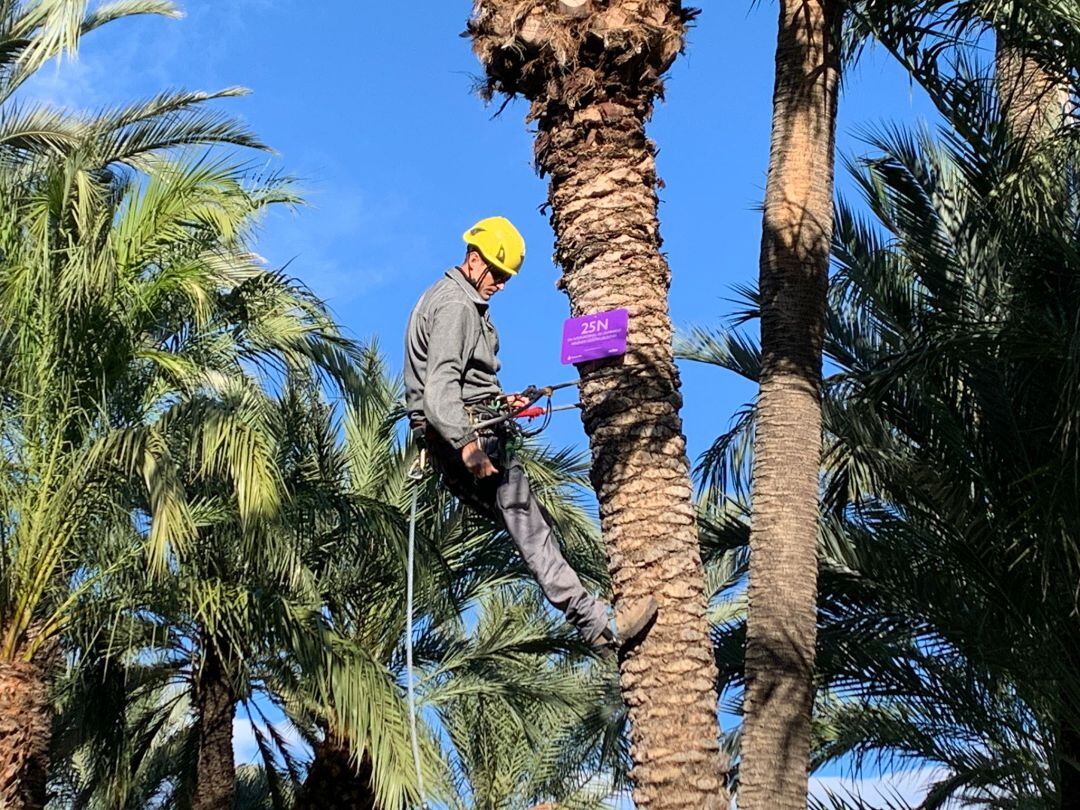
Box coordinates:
[461,262,491,294]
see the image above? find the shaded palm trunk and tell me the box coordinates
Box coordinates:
[469,3,728,807]
[996,39,1068,145]
[0,659,51,810]
[740,0,840,807]
[294,739,377,810]
[192,637,237,810]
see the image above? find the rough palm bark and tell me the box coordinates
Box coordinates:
[996,39,1068,145]
[0,659,51,810]
[468,3,728,808]
[739,0,840,807]
[192,637,237,810]
[294,740,377,810]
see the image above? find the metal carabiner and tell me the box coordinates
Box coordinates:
[407,448,427,481]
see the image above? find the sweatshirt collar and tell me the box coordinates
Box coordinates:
[447,267,488,309]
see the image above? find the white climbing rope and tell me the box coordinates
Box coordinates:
[405,451,427,808]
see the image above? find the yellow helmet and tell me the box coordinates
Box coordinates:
[462,216,526,275]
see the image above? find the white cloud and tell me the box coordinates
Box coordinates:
[256,182,423,307]
[14,6,204,113]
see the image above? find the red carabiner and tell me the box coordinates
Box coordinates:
[514,406,546,420]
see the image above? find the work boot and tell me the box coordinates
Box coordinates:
[594,595,658,654]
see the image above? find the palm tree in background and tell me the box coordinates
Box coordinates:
[51,347,627,810]
[739,0,840,802]
[0,145,320,810]
[439,592,628,810]
[467,3,728,805]
[741,0,1080,801]
[682,50,1080,804]
[0,4,311,803]
[290,351,624,810]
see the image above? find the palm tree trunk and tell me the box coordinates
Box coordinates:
[192,637,237,810]
[469,4,729,805]
[740,0,840,807]
[536,88,728,810]
[996,39,1068,144]
[294,739,377,810]
[0,659,51,810]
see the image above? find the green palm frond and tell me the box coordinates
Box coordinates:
[433,591,623,810]
[0,0,180,103]
[0,101,79,157]
[87,88,265,169]
[79,0,179,33]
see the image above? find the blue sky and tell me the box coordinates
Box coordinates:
[22,0,940,455]
[21,0,956,801]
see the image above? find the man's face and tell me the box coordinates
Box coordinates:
[466,250,512,300]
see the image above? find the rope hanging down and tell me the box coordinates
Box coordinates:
[405,451,427,809]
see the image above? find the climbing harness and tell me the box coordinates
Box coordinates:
[405,447,428,809]
[469,366,656,435]
[469,379,581,435]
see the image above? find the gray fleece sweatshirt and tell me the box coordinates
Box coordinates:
[404,268,502,448]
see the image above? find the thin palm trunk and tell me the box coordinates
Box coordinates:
[295,739,377,810]
[192,637,237,810]
[469,3,728,807]
[996,39,1068,144]
[0,658,51,810]
[740,0,840,807]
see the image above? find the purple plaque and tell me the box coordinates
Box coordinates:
[560,308,629,365]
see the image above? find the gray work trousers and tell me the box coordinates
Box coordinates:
[426,427,610,642]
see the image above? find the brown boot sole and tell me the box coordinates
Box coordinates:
[615,595,658,648]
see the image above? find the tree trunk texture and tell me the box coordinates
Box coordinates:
[539,95,727,810]
[192,638,237,810]
[468,3,728,807]
[740,0,840,808]
[294,740,377,810]
[996,40,1069,145]
[0,660,51,810]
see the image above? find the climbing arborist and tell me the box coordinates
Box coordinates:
[404,216,657,652]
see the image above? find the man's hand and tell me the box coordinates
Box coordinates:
[462,440,499,478]
[505,393,529,411]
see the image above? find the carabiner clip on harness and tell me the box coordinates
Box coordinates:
[469,379,581,437]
